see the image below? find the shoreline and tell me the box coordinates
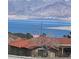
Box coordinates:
[47,26,71,30]
[8,15,71,22]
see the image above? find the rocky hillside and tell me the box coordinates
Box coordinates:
[8,32,20,42]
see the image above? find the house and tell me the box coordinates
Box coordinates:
[8,37,71,57]
[8,38,38,56]
[51,38,71,57]
[30,36,71,57]
[8,38,57,58]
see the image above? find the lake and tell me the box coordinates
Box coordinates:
[8,19,71,37]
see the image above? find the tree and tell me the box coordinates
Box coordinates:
[67,32,71,38]
[63,32,71,38]
[25,33,33,39]
[13,33,26,38]
[63,35,66,37]
[40,33,47,37]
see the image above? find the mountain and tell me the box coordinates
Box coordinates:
[8,0,71,18]
[33,2,71,17]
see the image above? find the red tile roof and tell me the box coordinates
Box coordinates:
[51,38,71,44]
[9,39,38,49]
[9,37,71,49]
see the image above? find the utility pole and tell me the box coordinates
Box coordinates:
[41,20,43,35]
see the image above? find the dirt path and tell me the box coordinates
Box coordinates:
[8,55,71,59]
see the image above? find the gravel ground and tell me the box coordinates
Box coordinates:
[8,55,71,59]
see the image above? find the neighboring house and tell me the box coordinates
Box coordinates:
[8,36,71,57]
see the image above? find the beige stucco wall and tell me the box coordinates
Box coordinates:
[32,49,38,57]
[31,48,56,58]
[48,51,55,58]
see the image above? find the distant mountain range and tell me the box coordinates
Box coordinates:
[32,2,71,17]
[8,0,71,19]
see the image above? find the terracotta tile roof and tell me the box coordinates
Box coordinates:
[9,38,38,49]
[9,37,71,49]
[51,38,71,44]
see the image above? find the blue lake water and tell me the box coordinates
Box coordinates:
[8,19,71,37]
